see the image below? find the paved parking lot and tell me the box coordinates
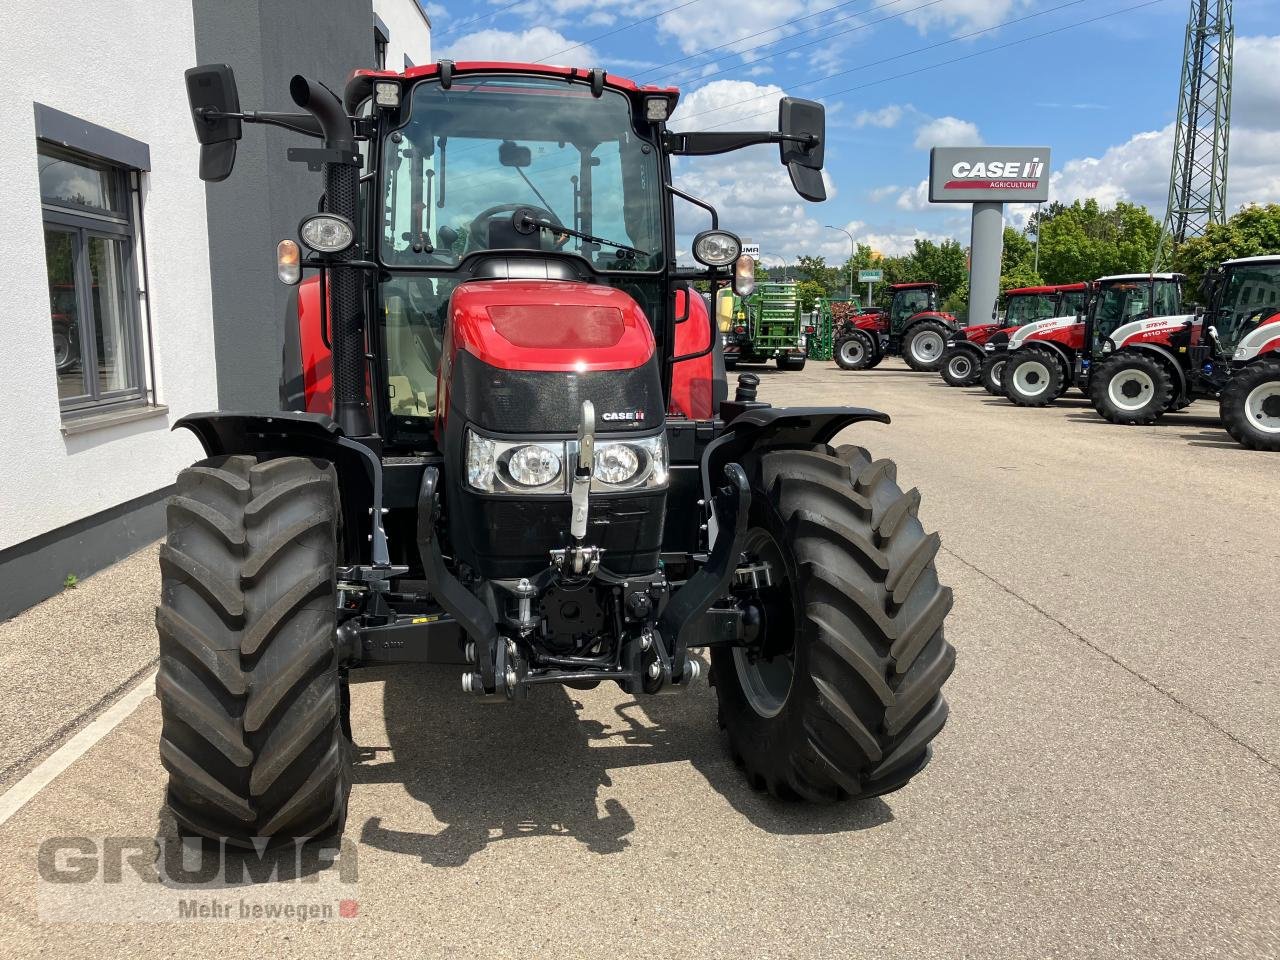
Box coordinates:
[1,361,1277,959]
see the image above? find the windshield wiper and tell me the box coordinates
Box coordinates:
[512,208,649,258]
[515,167,563,225]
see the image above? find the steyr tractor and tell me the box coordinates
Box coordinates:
[1084,256,1280,437]
[166,60,955,845]
[833,282,959,372]
[1002,274,1184,407]
[939,283,1089,388]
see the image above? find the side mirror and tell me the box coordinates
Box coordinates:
[499,140,532,168]
[185,64,242,182]
[778,97,825,202]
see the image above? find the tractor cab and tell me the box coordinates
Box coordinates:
[888,282,940,333]
[1087,274,1183,355]
[1199,256,1280,357]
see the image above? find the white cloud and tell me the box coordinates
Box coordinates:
[439,26,598,65]
[891,0,1029,36]
[913,116,983,150]
[855,105,905,129]
[658,0,811,57]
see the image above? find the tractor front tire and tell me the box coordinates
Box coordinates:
[834,332,875,370]
[712,445,955,802]
[1220,361,1280,450]
[1003,347,1064,407]
[980,355,1007,395]
[1089,352,1173,425]
[940,347,982,387]
[902,321,950,372]
[157,454,351,846]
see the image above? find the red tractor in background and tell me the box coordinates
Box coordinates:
[939,282,1089,388]
[167,59,956,846]
[1084,256,1280,437]
[1002,273,1185,407]
[833,282,959,372]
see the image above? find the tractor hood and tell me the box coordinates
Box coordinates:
[1109,314,1197,349]
[449,280,655,373]
[1008,314,1080,349]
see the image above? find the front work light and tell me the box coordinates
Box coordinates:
[645,97,670,122]
[277,239,301,285]
[299,213,355,254]
[692,230,742,268]
[374,81,400,108]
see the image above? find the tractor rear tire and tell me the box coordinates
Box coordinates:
[940,347,982,387]
[1220,361,1280,451]
[980,355,1007,395]
[157,454,351,846]
[1003,347,1064,407]
[834,332,875,370]
[902,320,950,372]
[712,445,955,802]
[1089,352,1173,425]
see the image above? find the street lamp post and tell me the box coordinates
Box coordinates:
[825,225,854,300]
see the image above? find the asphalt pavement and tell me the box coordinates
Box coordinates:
[0,361,1276,959]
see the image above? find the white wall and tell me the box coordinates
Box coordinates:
[375,0,432,70]
[0,2,217,550]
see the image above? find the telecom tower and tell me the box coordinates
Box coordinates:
[1154,0,1233,268]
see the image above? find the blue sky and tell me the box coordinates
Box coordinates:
[423,0,1280,264]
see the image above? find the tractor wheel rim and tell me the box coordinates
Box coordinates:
[913,331,944,363]
[52,331,70,367]
[1108,369,1155,411]
[1245,381,1280,434]
[1013,360,1051,397]
[990,360,1006,384]
[732,527,795,719]
[949,355,972,378]
[839,339,863,365]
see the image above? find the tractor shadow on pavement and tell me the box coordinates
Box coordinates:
[351,665,891,867]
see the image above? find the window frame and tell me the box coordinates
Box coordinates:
[38,142,150,416]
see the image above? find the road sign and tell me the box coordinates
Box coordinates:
[858,269,883,283]
[742,243,761,259]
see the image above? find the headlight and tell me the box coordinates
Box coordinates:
[299,213,355,254]
[984,343,996,352]
[464,430,667,494]
[1234,345,1247,360]
[692,230,742,267]
[1100,338,1115,354]
[505,444,562,488]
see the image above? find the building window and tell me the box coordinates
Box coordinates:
[38,143,148,413]
[375,26,389,69]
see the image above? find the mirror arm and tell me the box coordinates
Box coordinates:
[664,130,817,156]
[195,107,323,139]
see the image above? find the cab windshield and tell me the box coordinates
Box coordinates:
[1214,263,1280,351]
[1004,293,1058,326]
[381,75,664,272]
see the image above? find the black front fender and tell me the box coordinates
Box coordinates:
[174,411,388,565]
[702,406,890,503]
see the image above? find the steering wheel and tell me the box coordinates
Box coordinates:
[464,204,564,254]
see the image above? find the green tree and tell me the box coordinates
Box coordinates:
[1033,199,1161,284]
[795,255,842,296]
[794,279,827,312]
[1172,203,1280,297]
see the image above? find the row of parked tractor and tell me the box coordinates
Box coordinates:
[827,257,1280,451]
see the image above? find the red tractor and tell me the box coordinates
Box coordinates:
[1002,274,1184,407]
[833,282,959,372]
[166,60,955,845]
[939,282,1089,388]
[1084,256,1280,438]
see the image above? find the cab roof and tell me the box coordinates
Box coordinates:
[1097,273,1184,282]
[349,60,681,110]
[1006,283,1089,295]
[890,282,938,291]
[1222,254,1280,266]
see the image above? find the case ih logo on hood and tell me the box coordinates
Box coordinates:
[602,409,644,423]
[945,157,1045,191]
